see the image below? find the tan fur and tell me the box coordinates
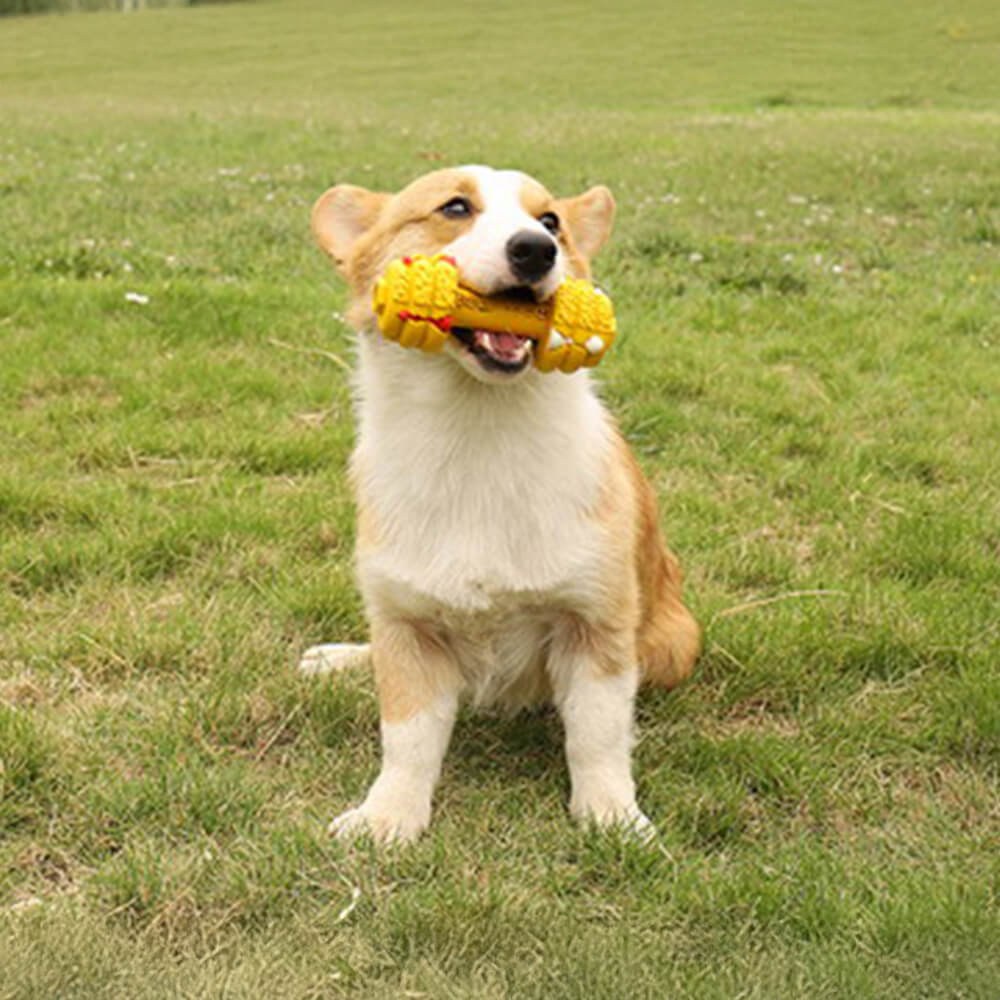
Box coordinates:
[372,618,460,723]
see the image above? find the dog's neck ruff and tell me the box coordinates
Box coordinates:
[352,338,614,614]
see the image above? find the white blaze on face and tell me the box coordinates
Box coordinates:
[442,165,564,299]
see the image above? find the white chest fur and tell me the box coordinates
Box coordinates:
[352,338,614,617]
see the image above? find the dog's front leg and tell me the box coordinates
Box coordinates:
[330,619,459,845]
[550,620,654,841]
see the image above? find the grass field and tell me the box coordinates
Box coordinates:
[1,0,999,996]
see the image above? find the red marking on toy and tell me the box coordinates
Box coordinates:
[397,310,453,334]
[402,256,414,267]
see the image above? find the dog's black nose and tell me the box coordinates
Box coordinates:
[506,230,557,283]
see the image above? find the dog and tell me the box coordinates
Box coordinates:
[300,165,700,843]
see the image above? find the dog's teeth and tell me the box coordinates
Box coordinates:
[548,329,566,349]
[584,335,604,355]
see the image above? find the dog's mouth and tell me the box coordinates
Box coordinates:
[450,285,537,376]
[451,326,534,374]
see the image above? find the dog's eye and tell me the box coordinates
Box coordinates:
[439,197,473,219]
[538,212,560,235]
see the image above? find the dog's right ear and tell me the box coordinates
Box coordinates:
[311,185,389,272]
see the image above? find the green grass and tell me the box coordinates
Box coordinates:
[1,0,999,996]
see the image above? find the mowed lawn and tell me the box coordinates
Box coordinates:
[1,1,999,996]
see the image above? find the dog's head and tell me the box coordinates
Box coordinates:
[311,166,615,383]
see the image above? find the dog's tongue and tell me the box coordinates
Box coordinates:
[475,329,529,362]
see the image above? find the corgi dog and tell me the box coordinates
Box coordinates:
[301,165,700,844]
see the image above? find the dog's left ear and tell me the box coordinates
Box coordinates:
[556,185,616,259]
[311,184,389,273]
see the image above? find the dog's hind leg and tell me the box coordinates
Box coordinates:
[627,451,700,690]
[298,643,371,676]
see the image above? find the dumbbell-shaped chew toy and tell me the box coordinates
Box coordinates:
[371,254,616,373]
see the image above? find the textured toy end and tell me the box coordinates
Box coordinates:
[371,254,616,373]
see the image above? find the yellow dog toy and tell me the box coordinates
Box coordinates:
[371,254,616,373]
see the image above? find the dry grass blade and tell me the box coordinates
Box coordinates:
[267,337,351,372]
[713,589,848,621]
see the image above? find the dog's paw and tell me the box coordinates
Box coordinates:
[328,802,428,845]
[618,806,657,845]
[573,800,658,845]
[298,642,370,677]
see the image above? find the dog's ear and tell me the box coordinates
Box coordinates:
[556,185,615,260]
[311,185,389,272]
